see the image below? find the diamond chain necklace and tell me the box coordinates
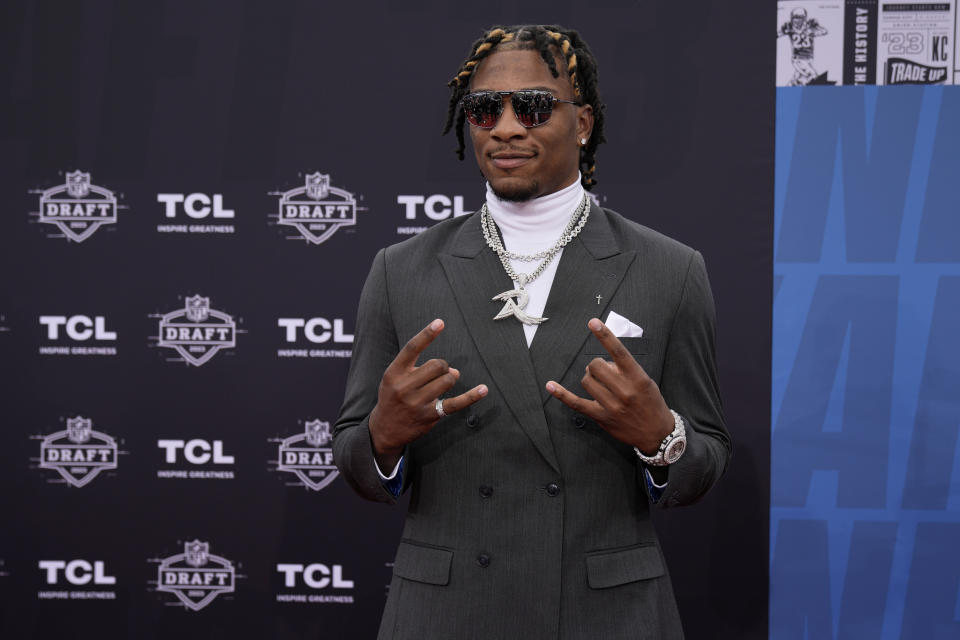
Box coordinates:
[480,193,590,324]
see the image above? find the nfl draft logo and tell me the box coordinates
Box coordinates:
[272,419,339,491]
[156,540,235,611]
[155,295,237,366]
[33,171,119,242]
[270,172,359,245]
[38,416,118,488]
[305,173,329,200]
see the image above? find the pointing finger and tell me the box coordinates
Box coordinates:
[439,384,489,415]
[587,318,639,372]
[545,380,603,421]
[394,319,444,370]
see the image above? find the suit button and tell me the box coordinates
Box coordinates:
[546,483,560,497]
[573,414,586,428]
[477,553,491,568]
[479,485,493,498]
[466,413,480,429]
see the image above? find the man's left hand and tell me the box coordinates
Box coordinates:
[546,318,674,454]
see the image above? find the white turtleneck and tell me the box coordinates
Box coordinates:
[486,176,586,346]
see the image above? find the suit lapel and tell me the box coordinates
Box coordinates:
[438,216,560,473]
[528,204,637,404]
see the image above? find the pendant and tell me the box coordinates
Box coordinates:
[492,288,547,325]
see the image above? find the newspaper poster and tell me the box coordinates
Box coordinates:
[777,1,845,85]
[877,2,956,84]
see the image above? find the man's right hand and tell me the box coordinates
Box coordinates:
[369,318,488,471]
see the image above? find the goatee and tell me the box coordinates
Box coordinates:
[490,180,540,203]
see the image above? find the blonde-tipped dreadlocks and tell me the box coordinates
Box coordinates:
[441,24,606,191]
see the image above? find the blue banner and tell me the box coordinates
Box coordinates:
[772,86,960,639]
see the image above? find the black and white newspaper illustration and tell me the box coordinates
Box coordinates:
[777,1,845,85]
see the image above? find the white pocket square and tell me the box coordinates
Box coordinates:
[605,310,644,338]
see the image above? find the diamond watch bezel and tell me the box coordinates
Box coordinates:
[634,410,686,467]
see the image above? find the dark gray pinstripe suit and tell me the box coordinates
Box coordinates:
[334,202,730,639]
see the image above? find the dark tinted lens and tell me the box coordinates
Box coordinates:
[512,91,555,127]
[463,93,503,128]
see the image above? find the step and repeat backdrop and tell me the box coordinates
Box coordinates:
[0,2,776,638]
[773,2,960,639]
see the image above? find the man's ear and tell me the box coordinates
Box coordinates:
[576,104,595,143]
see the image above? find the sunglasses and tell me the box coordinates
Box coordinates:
[461,90,580,129]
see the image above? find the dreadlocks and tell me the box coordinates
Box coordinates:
[441,25,606,191]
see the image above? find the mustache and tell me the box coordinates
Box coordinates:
[488,146,537,157]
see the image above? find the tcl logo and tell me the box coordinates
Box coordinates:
[276,563,354,589]
[157,439,234,464]
[157,193,234,219]
[38,560,116,585]
[397,195,469,220]
[278,318,353,344]
[39,315,116,341]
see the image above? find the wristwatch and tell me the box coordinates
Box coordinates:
[634,410,687,466]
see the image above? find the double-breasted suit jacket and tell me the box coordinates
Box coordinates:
[334,202,731,640]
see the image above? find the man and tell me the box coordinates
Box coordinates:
[778,7,829,86]
[334,24,730,639]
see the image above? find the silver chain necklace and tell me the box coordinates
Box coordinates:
[480,193,590,325]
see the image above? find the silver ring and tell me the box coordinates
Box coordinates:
[435,398,446,418]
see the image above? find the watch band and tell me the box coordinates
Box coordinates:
[634,409,687,467]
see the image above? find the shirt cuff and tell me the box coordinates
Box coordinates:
[644,467,668,503]
[376,456,403,481]
[377,456,404,497]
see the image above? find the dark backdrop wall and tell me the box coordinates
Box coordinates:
[0,2,772,638]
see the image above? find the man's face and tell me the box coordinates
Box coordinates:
[468,48,594,202]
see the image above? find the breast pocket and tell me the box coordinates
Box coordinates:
[583,335,650,357]
[581,334,661,383]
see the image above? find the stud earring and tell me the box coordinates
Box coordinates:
[580,138,587,146]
